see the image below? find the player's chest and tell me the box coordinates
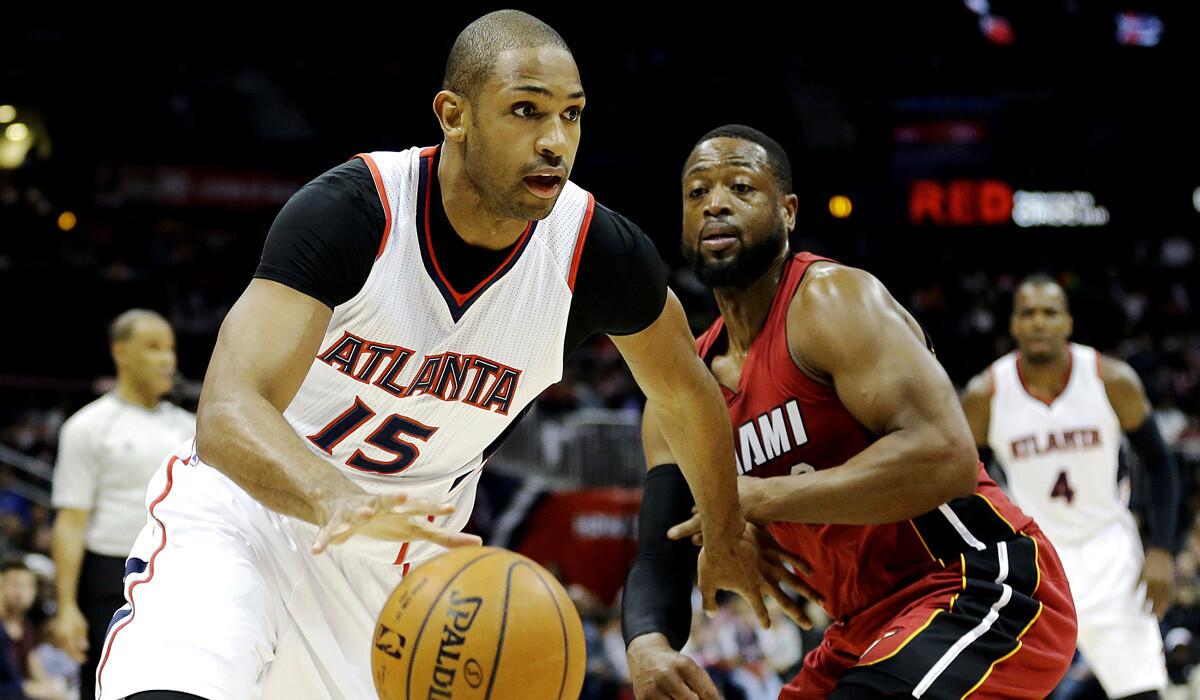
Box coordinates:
[723,367,873,479]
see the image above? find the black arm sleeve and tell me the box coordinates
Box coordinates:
[254,158,385,309]
[621,464,699,650]
[1128,417,1181,552]
[564,204,669,356]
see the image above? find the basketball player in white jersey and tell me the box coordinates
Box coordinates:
[94,11,778,700]
[961,274,1180,699]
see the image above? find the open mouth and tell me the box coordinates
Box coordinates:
[524,174,563,198]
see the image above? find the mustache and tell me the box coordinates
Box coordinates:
[520,158,566,176]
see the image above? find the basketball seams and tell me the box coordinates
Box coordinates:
[401,549,504,699]
[483,562,518,699]
[525,563,572,700]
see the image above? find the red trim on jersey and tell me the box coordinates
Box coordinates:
[1015,346,1073,407]
[420,147,535,306]
[567,193,596,291]
[96,453,188,693]
[354,153,393,259]
[419,145,438,158]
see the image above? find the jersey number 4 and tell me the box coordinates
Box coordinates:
[306,397,438,475]
[1050,470,1075,504]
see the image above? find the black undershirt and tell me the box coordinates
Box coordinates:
[254,152,668,357]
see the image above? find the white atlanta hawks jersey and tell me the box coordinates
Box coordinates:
[279,144,594,565]
[987,343,1128,545]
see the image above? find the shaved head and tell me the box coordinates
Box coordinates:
[443,10,572,102]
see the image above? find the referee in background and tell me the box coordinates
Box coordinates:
[49,310,195,700]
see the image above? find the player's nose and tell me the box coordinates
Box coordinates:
[703,191,732,218]
[536,120,568,159]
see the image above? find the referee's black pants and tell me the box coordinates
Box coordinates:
[78,551,127,700]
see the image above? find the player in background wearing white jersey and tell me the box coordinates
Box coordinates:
[95,11,780,700]
[961,274,1180,700]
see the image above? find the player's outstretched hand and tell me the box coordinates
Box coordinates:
[627,633,719,700]
[671,514,821,631]
[311,492,483,554]
[695,521,779,630]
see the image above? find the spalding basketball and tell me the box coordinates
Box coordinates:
[372,546,586,700]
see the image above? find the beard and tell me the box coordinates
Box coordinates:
[683,224,788,290]
[462,131,558,222]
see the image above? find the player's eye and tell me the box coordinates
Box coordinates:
[512,103,538,118]
[732,183,754,194]
[688,187,707,199]
[564,107,582,122]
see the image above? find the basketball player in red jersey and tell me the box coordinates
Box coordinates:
[621,125,1077,699]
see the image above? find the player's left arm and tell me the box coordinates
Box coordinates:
[738,264,979,524]
[1100,355,1179,615]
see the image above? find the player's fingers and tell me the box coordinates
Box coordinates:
[410,521,483,548]
[312,515,356,553]
[679,661,720,700]
[697,568,718,618]
[772,549,813,576]
[653,671,699,700]
[392,499,456,518]
[667,514,702,541]
[765,559,823,605]
[764,578,813,630]
[746,586,772,629]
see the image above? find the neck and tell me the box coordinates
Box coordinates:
[712,254,789,356]
[1019,346,1071,392]
[1,611,21,626]
[114,376,159,409]
[437,143,530,250]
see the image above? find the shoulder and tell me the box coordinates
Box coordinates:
[790,262,892,340]
[1096,351,1145,393]
[60,395,118,436]
[585,202,654,255]
[963,368,995,404]
[294,158,378,207]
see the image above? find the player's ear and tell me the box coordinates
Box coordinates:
[780,192,799,234]
[433,90,468,143]
[110,341,126,370]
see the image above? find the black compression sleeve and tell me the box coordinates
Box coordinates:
[254,158,384,309]
[1128,418,1180,552]
[564,204,669,356]
[622,464,698,650]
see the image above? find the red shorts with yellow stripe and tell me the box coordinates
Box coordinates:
[781,522,1076,699]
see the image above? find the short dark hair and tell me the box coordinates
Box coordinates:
[108,309,168,345]
[1015,273,1070,312]
[443,10,571,102]
[690,124,793,193]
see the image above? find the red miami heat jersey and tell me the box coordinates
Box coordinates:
[696,253,1035,620]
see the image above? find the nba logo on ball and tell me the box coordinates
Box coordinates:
[372,547,587,699]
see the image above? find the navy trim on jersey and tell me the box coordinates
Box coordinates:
[416,147,539,323]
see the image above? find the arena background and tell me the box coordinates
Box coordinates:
[3,4,1199,698]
